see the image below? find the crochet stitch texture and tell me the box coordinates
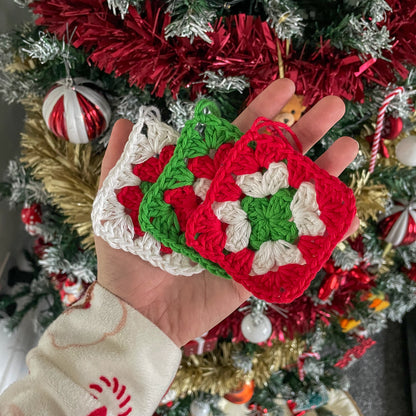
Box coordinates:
[186,118,356,303]
[91,106,204,275]
[139,100,242,278]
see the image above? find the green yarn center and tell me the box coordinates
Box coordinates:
[240,187,299,250]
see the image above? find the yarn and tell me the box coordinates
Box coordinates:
[91,106,204,276]
[139,100,242,278]
[186,117,356,303]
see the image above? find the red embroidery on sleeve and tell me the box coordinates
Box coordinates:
[87,376,132,416]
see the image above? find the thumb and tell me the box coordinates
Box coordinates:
[99,119,134,189]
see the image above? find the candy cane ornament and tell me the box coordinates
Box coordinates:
[368,86,404,173]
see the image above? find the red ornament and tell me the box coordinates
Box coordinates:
[21,203,41,225]
[382,116,403,140]
[42,78,111,144]
[183,332,217,356]
[21,203,42,236]
[318,260,372,301]
[366,116,404,158]
[379,201,416,246]
[224,380,255,404]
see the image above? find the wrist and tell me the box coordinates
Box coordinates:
[96,280,183,347]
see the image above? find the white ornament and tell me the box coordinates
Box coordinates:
[42,77,111,144]
[190,399,211,416]
[241,313,272,343]
[396,135,416,166]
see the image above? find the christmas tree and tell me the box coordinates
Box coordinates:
[1,0,416,414]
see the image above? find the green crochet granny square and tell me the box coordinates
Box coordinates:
[139,100,242,277]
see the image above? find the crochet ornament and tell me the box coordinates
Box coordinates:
[378,200,416,246]
[92,107,204,276]
[139,100,241,278]
[42,77,111,144]
[186,118,356,303]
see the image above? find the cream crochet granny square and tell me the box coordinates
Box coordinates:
[91,106,204,276]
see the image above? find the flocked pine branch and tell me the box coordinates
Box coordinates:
[20,31,63,64]
[262,0,305,40]
[202,70,249,93]
[167,96,200,131]
[2,160,52,206]
[164,0,216,43]
[344,0,392,23]
[106,0,144,19]
[329,15,392,58]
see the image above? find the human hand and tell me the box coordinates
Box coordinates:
[95,78,359,347]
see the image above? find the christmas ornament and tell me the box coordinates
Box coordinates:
[274,94,306,126]
[190,399,211,416]
[365,116,404,158]
[241,313,272,344]
[339,318,361,332]
[382,116,403,139]
[224,380,255,404]
[92,106,203,276]
[187,116,356,303]
[183,332,218,356]
[42,77,111,144]
[58,276,87,307]
[51,273,87,307]
[379,200,416,246]
[366,292,390,312]
[21,203,42,236]
[139,100,241,278]
[368,86,404,173]
[395,135,416,166]
[318,260,372,301]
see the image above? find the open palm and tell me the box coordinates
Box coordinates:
[95,78,359,347]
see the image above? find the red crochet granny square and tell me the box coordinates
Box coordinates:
[186,118,356,303]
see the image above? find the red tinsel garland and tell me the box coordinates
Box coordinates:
[30,0,416,106]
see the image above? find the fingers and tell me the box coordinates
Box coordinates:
[315,136,359,176]
[292,96,346,154]
[233,78,295,133]
[99,119,134,189]
[344,215,360,238]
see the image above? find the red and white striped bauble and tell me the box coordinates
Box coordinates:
[42,77,111,144]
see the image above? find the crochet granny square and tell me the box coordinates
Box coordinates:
[139,100,242,278]
[91,106,204,276]
[186,118,356,303]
